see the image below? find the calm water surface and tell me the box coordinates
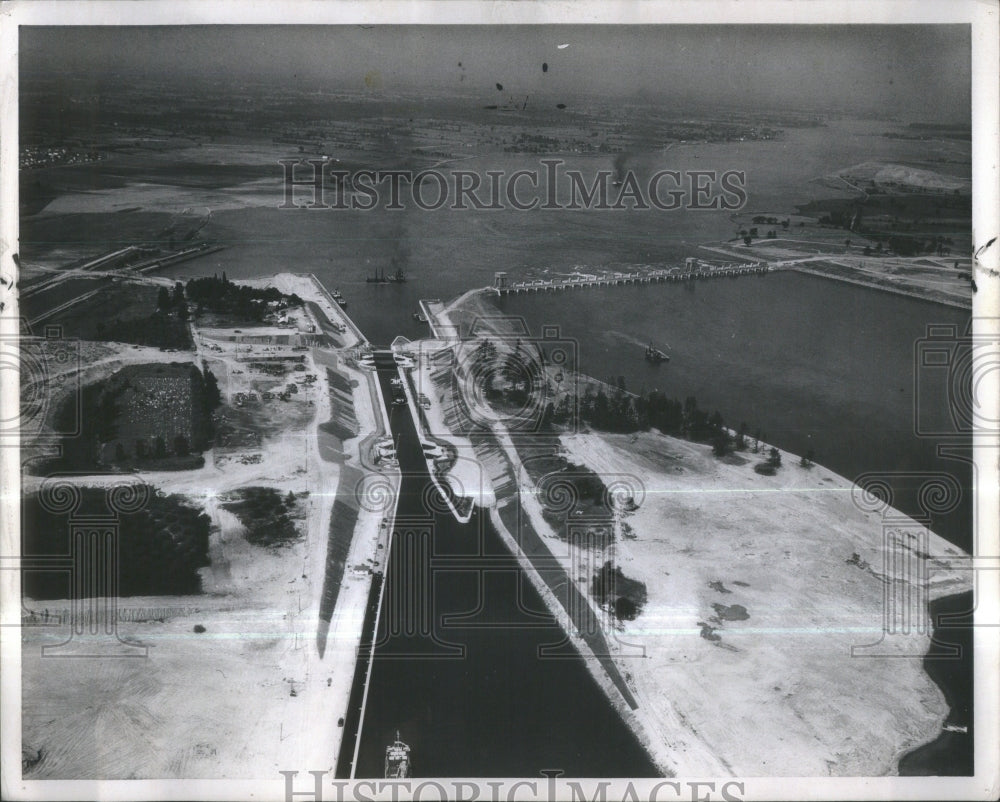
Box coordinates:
[348,359,659,778]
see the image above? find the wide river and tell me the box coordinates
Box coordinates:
[498,272,972,551]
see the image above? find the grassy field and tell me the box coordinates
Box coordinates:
[31,282,193,349]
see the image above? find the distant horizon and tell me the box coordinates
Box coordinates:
[19,25,971,123]
[17,78,973,130]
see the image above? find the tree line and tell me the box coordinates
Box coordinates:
[468,340,812,468]
[546,378,805,467]
[184,273,304,321]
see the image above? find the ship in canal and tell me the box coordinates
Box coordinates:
[366,267,408,284]
[384,732,412,779]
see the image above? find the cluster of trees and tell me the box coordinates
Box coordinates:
[470,338,544,409]
[741,218,790,244]
[742,218,790,244]
[48,364,220,473]
[220,487,303,547]
[860,234,954,257]
[51,377,122,470]
[157,282,190,321]
[468,342,811,469]
[753,445,785,475]
[535,460,610,532]
[591,561,648,621]
[203,365,222,411]
[95,314,192,350]
[22,487,211,598]
[547,380,729,442]
[752,215,789,227]
[185,273,304,321]
[472,338,499,363]
[813,198,960,257]
[90,283,192,350]
[543,379,808,470]
[121,434,191,462]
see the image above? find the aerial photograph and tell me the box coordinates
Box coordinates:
[4,15,995,802]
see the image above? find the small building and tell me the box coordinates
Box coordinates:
[494,271,509,289]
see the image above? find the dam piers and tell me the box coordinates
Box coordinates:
[491,260,770,295]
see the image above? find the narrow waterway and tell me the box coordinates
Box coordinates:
[348,355,659,778]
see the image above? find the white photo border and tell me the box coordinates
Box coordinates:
[1,2,997,800]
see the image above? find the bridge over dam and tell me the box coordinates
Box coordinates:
[491,261,770,295]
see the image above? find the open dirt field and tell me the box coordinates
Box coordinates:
[550,429,970,776]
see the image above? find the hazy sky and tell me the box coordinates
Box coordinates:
[21,25,971,119]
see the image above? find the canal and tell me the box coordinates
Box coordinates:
[345,354,659,778]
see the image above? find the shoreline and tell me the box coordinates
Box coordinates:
[555,426,969,775]
[276,274,401,777]
[424,287,972,776]
[897,590,974,776]
[788,264,971,310]
[696,245,972,312]
[487,504,677,777]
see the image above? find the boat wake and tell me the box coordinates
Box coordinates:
[608,330,671,351]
